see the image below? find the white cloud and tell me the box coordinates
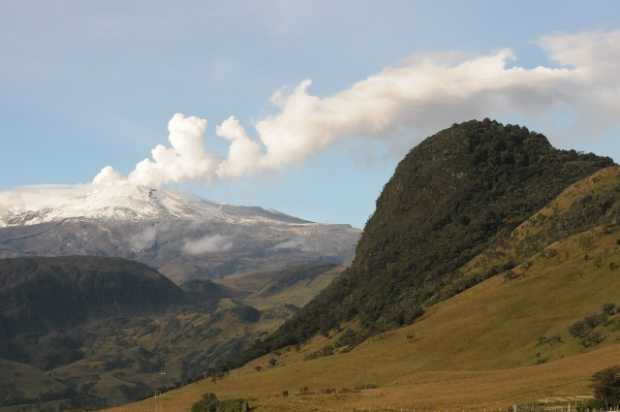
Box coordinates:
[93,29,620,188]
[92,166,125,185]
[216,116,263,178]
[128,226,157,251]
[183,234,233,255]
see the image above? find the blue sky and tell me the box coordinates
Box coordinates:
[2,1,620,227]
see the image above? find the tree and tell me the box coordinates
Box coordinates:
[591,365,620,407]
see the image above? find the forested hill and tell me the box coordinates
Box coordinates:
[0,256,185,335]
[250,119,613,354]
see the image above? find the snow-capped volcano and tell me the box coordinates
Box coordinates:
[0,184,360,283]
[0,184,307,227]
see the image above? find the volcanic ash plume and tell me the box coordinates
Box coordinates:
[94,30,620,188]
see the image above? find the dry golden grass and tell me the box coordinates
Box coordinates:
[456,166,620,283]
[104,220,620,412]
[243,267,344,311]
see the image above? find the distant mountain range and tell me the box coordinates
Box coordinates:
[0,256,342,410]
[8,119,620,412]
[0,184,360,410]
[0,184,360,283]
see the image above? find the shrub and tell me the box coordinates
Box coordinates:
[582,331,605,347]
[569,313,607,339]
[304,345,335,361]
[591,366,620,407]
[334,329,364,349]
[569,320,592,338]
[536,336,562,346]
[353,384,379,390]
[191,393,251,412]
[504,270,520,280]
[602,303,618,316]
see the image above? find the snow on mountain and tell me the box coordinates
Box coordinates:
[0,184,308,227]
[0,184,360,283]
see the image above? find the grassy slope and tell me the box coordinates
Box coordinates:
[103,223,620,411]
[242,266,344,311]
[102,169,620,411]
[455,166,620,283]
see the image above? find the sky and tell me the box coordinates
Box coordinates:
[2,1,620,227]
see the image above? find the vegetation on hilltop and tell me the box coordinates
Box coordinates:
[249,119,613,356]
[98,121,620,412]
[100,216,620,411]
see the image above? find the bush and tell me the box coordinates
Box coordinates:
[536,336,562,346]
[304,345,335,361]
[334,329,364,349]
[191,393,251,412]
[569,319,593,338]
[569,313,608,339]
[591,366,620,407]
[582,332,605,347]
[353,384,379,390]
[504,270,520,280]
[602,303,618,316]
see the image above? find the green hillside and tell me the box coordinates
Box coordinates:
[0,258,341,411]
[102,216,620,411]
[253,119,612,355]
[101,122,620,412]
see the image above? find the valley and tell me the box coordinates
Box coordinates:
[4,2,620,410]
[0,256,349,410]
[3,120,620,412]
[99,120,620,412]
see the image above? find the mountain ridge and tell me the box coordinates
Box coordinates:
[0,255,185,338]
[0,256,342,410]
[0,184,311,227]
[0,185,361,283]
[100,120,620,412]
[248,118,614,356]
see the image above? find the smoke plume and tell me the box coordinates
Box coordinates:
[94,30,620,188]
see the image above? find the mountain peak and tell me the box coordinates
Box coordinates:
[0,183,308,227]
[255,119,614,351]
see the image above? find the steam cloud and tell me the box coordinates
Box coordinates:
[183,234,234,255]
[94,30,620,188]
[128,226,157,251]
